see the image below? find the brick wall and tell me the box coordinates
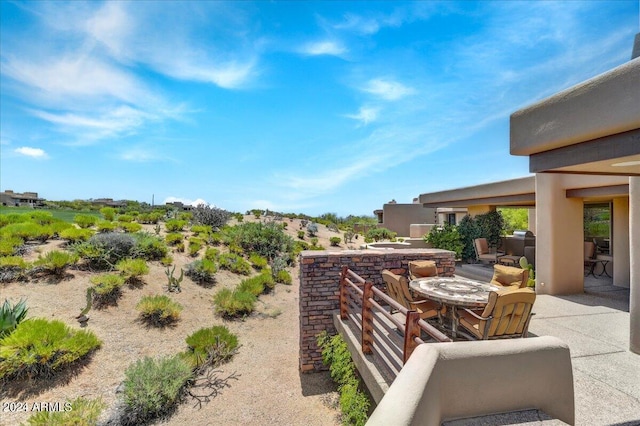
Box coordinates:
[299,249,456,373]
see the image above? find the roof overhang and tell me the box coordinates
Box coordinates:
[419,176,535,208]
[510,58,640,175]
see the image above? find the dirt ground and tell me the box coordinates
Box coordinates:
[0,216,350,425]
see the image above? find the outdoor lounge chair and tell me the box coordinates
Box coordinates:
[584,241,599,277]
[408,260,438,280]
[473,238,503,264]
[458,288,536,340]
[490,264,529,289]
[381,270,442,321]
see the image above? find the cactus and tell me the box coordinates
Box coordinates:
[154,224,161,235]
[519,256,536,288]
[165,265,184,293]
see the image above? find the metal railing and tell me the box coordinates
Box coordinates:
[339,266,451,379]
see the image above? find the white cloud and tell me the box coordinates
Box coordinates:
[362,78,415,101]
[14,147,48,159]
[344,106,379,125]
[119,147,167,163]
[163,196,210,207]
[300,40,346,57]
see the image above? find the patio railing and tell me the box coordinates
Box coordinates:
[339,266,451,379]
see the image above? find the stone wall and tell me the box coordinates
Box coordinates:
[299,249,456,373]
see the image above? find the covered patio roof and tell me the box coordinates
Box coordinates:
[418,176,535,208]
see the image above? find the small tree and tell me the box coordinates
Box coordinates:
[192,205,231,230]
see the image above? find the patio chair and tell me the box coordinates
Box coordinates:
[584,241,599,277]
[408,260,438,280]
[491,264,529,289]
[473,238,503,264]
[458,288,536,340]
[381,270,443,321]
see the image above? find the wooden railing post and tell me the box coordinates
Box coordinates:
[403,311,421,364]
[361,281,374,354]
[339,266,348,320]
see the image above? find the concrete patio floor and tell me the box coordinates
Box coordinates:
[454,263,640,426]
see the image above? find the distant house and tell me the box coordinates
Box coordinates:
[165,201,193,211]
[92,198,127,208]
[0,190,45,207]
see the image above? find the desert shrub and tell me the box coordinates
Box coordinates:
[330,237,341,247]
[188,237,203,257]
[165,232,184,246]
[0,298,28,338]
[161,255,173,266]
[206,231,223,246]
[60,227,94,243]
[293,240,310,255]
[165,219,187,232]
[136,295,182,327]
[204,247,219,262]
[175,242,185,253]
[249,253,268,270]
[185,259,217,286]
[49,221,73,237]
[182,325,238,369]
[218,253,252,275]
[24,396,106,426]
[275,269,292,285]
[26,210,55,225]
[310,237,319,247]
[224,222,295,261]
[317,331,370,426]
[90,274,125,307]
[228,242,244,256]
[178,212,192,221]
[34,250,78,276]
[281,221,288,229]
[307,222,318,237]
[270,255,288,276]
[475,210,505,249]
[366,227,396,242]
[344,230,355,244]
[190,225,210,236]
[120,222,142,233]
[457,215,482,262]
[137,212,163,224]
[425,224,464,259]
[100,207,117,221]
[96,220,117,233]
[0,256,29,282]
[213,288,256,318]
[116,258,149,284]
[4,222,53,243]
[74,214,98,229]
[131,232,168,260]
[297,230,305,240]
[76,232,136,269]
[0,318,101,380]
[122,355,192,423]
[0,236,24,256]
[0,255,28,270]
[117,214,133,223]
[237,273,273,296]
[191,205,231,230]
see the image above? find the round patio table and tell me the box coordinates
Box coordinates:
[410,277,502,338]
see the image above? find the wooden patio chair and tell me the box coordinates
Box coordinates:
[459,288,536,340]
[381,270,442,321]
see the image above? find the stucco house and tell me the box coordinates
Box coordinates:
[0,190,45,207]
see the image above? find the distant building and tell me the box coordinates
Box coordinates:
[92,198,127,208]
[0,190,45,207]
[165,201,193,211]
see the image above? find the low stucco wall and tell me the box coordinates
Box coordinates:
[299,249,456,372]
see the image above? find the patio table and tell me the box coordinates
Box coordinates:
[410,277,502,338]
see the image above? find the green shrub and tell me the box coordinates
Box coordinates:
[190,206,232,230]
[218,253,252,275]
[204,247,219,262]
[74,232,136,270]
[223,222,294,261]
[213,288,256,318]
[165,232,184,246]
[100,207,117,221]
[293,240,310,255]
[165,219,187,232]
[330,237,341,247]
[365,227,396,242]
[136,295,182,327]
[74,214,98,229]
[0,256,29,282]
[310,237,319,247]
[0,298,28,338]
[237,272,275,296]
[117,214,133,223]
[60,227,94,243]
[122,355,192,423]
[456,215,481,262]
[49,221,73,237]
[475,210,505,249]
[182,325,238,369]
[190,225,210,236]
[275,269,292,285]
[0,255,28,269]
[34,250,78,276]
[116,258,149,285]
[137,212,162,224]
[188,237,203,257]
[307,222,318,237]
[425,224,464,259]
[0,236,24,256]
[24,396,105,426]
[0,318,101,380]
[161,255,173,266]
[317,331,370,426]
[26,210,55,225]
[185,259,217,286]
[249,253,268,270]
[207,232,223,246]
[131,232,168,260]
[90,274,125,307]
[297,230,305,239]
[96,220,117,233]
[120,222,142,233]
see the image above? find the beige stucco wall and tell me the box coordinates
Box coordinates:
[379,204,435,237]
[613,197,630,288]
[630,177,640,354]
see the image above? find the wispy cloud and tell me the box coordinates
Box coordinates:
[300,40,346,57]
[15,147,48,159]
[163,196,210,207]
[118,146,171,163]
[361,78,415,101]
[344,106,379,125]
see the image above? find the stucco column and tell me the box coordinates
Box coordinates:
[535,174,584,295]
[528,208,537,235]
[629,177,640,354]
[612,197,630,288]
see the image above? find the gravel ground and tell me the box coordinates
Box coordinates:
[0,217,344,426]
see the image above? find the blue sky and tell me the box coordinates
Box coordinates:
[1,1,637,216]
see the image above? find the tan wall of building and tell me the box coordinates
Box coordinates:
[378,204,435,237]
[630,177,640,353]
[613,197,630,288]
